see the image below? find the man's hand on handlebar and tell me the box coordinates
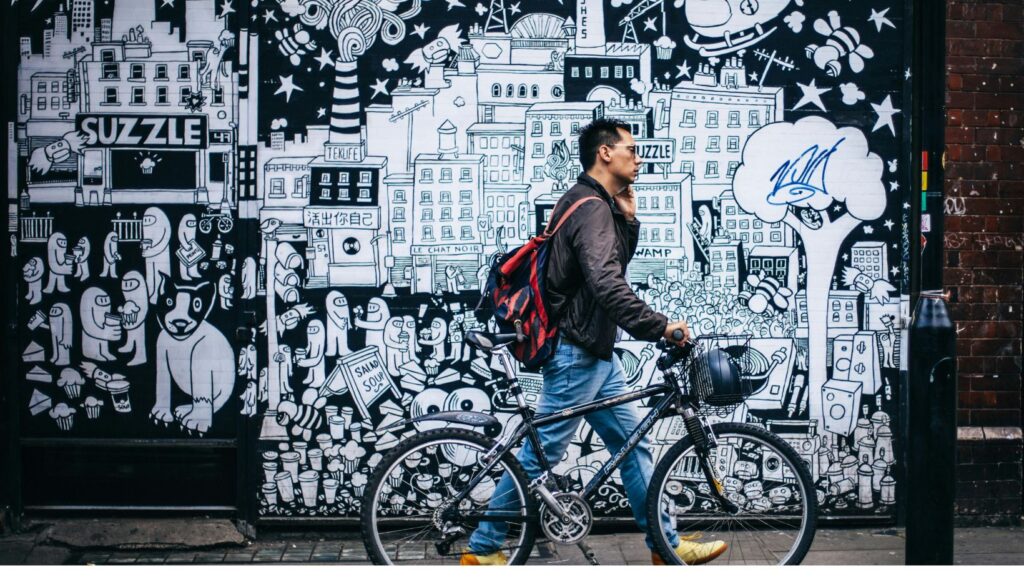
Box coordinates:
[663,320,690,346]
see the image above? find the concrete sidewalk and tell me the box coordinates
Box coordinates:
[0,518,1021,565]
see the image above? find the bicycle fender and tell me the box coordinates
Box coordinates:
[385,411,502,437]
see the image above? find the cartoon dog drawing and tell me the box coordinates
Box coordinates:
[151,274,234,435]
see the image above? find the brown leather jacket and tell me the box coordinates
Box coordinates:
[544,174,668,360]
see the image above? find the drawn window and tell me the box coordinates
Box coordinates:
[270,178,285,198]
[422,208,433,220]
[180,87,191,104]
[394,228,405,242]
[359,171,370,184]
[420,168,433,182]
[682,136,695,152]
[571,67,579,78]
[441,208,452,221]
[705,161,719,178]
[506,84,514,97]
[533,143,544,158]
[706,111,718,128]
[320,172,332,185]
[585,66,593,78]
[491,83,501,97]
[294,177,306,197]
[394,207,405,222]
[130,64,144,80]
[461,207,472,219]
[101,49,115,62]
[479,138,488,150]
[728,111,741,127]
[600,66,609,78]
[754,232,763,243]
[394,190,406,202]
[155,64,168,80]
[178,64,190,80]
[531,121,542,136]
[103,87,118,104]
[533,166,543,180]
[421,191,432,204]
[639,228,647,241]
[460,190,472,203]
[614,66,623,78]
[638,197,647,209]
[666,229,674,242]
[442,226,454,240]
[462,226,473,240]
[358,188,370,201]
[531,85,539,98]
[552,85,563,98]
[666,196,674,209]
[571,122,580,135]
[440,168,452,182]
[101,63,119,80]
[213,86,224,105]
[51,96,60,109]
[423,226,434,240]
[518,84,527,98]
[131,86,145,105]
[707,136,720,152]
[460,168,472,182]
[749,110,761,127]
[551,122,561,136]
[728,161,739,177]
[37,82,47,93]
[441,191,451,204]
[727,136,740,151]
[626,66,634,77]
[651,197,659,210]
[652,229,660,242]
[681,161,694,175]
[36,97,46,110]
[681,109,696,127]
[156,86,168,104]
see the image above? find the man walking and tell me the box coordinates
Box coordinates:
[462,119,728,565]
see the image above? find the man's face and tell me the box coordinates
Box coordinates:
[603,128,641,185]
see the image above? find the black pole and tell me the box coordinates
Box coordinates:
[905,291,957,564]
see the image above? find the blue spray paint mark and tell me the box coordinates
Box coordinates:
[767,137,846,206]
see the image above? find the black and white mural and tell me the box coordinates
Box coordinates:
[11,0,910,519]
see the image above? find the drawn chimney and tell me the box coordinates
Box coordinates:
[575,0,604,55]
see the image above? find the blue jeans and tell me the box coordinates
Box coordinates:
[467,338,680,553]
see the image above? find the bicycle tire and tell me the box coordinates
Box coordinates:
[645,422,818,565]
[360,428,538,565]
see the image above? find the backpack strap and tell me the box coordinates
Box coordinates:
[542,196,601,237]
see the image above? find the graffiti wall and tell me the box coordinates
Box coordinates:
[11,0,911,519]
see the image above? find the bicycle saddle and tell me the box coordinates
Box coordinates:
[465,330,519,352]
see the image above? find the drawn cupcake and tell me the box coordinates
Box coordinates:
[49,403,76,431]
[654,35,677,60]
[340,440,366,475]
[83,396,104,419]
[351,471,368,498]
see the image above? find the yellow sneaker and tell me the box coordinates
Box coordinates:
[651,539,728,565]
[459,549,508,565]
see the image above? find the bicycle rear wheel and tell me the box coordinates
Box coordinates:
[360,428,537,565]
[646,422,817,565]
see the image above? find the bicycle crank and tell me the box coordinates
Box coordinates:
[538,493,593,545]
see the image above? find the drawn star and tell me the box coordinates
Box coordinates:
[314,48,334,70]
[475,2,488,15]
[863,225,875,234]
[262,9,278,23]
[793,79,831,112]
[412,23,430,39]
[890,266,900,277]
[904,67,912,80]
[868,8,896,33]
[883,219,895,230]
[370,78,390,99]
[675,60,692,78]
[749,71,759,82]
[509,2,521,15]
[889,180,900,192]
[842,253,849,262]
[219,0,234,18]
[161,0,176,7]
[445,0,465,10]
[871,95,901,136]
[644,17,657,31]
[274,75,303,102]
[903,202,911,209]
[317,107,326,119]
[832,204,844,213]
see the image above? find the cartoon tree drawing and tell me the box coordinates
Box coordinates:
[732,116,887,423]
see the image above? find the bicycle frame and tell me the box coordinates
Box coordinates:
[443,356,687,522]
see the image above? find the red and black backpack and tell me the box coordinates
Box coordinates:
[477,196,600,370]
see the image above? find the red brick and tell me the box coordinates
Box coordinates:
[975,92,1018,108]
[947,90,976,108]
[947,55,981,73]
[976,21,1022,40]
[970,338,1022,356]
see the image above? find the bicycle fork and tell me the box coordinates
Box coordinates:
[681,407,739,515]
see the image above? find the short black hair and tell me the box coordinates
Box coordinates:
[578,118,632,171]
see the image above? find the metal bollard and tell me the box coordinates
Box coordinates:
[905,290,956,565]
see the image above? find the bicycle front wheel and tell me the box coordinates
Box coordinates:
[646,422,817,565]
[360,428,537,565]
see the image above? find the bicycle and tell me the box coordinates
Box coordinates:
[360,329,817,565]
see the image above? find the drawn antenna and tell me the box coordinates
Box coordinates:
[618,0,666,44]
[486,0,509,34]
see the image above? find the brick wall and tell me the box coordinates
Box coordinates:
[945,0,1024,524]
